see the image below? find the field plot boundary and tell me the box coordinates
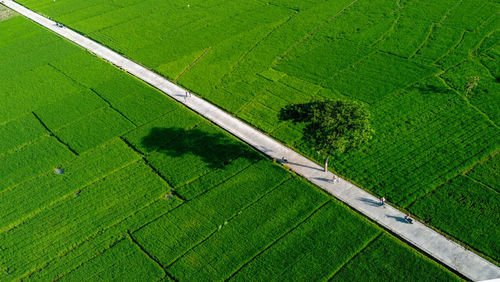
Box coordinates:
[2,0,499,280]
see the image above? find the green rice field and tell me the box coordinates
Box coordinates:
[0,11,461,281]
[13,0,500,264]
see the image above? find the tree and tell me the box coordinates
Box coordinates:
[280,100,373,172]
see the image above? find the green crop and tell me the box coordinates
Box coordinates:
[0,138,140,232]
[331,233,460,281]
[0,1,485,279]
[54,107,136,154]
[228,200,380,281]
[0,136,75,192]
[0,113,47,155]
[410,175,500,261]
[167,178,328,281]
[466,153,500,192]
[0,161,170,279]
[58,238,164,282]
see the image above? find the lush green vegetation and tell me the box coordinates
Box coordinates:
[230,202,381,281]
[280,100,373,171]
[58,238,165,282]
[466,153,500,192]
[331,234,461,281]
[14,0,499,262]
[410,172,500,260]
[0,12,459,281]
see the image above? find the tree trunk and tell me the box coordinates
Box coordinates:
[324,155,329,172]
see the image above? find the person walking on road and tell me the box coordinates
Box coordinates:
[332,175,340,183]
[380,197,386,207]
[404,213,413,224]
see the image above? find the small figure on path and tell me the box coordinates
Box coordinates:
[404,213,413,224]
[380,197,386,207]
[54,167,64,175]
[332,175,339,183]
[281,156,287,163]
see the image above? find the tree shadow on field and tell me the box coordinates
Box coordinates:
[141,127,259,168]
[279,101,319,124]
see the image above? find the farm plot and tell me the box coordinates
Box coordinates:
[58,238,165,282]
[409,154,500,261]
[12,0,500,265]
[0,12,459,281]
[466,153,500,192]
[331,233,461,281]
[333,77,499,206]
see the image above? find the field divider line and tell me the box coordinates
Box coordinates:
[435,30,467,65]
[0,131,51,160]
[89,89,138,127]
[20,194,183,281]
[410,23,436,59]
[0,158,143,236]
[32,111,79,156]
[438,75,499,129]
[325,232,383,280]
[118,136,145,156]
[219,13,294,85]
[127,232,177,281]
[461,150,499,175]
[126,196,186,237]
[165,176,292,269]
[0,135,126,197]
[405,145,500,209]
[225,200,331,281]
[142,157,178,195]
[275,0,360,62]
[476,56,497,80]
[410,0,463,60]
[53,237,127,281]
[176,157,261,201]
[3,0,499,280]
[462,174,500,195]
[174,47,211,83]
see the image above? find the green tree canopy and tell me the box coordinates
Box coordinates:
[280,100,373,171]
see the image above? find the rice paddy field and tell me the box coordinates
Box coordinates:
[0,11,461,281]
[12,0,500,265]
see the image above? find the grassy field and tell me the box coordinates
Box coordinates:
[13,0,500,262]
[0,12,460,280]
[410,153,500,261]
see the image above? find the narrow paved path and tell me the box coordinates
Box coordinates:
[3,0,499,280]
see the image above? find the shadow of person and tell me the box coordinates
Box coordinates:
[358,197,382,207]
[141,127,259,168]
[386,214,410,223]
